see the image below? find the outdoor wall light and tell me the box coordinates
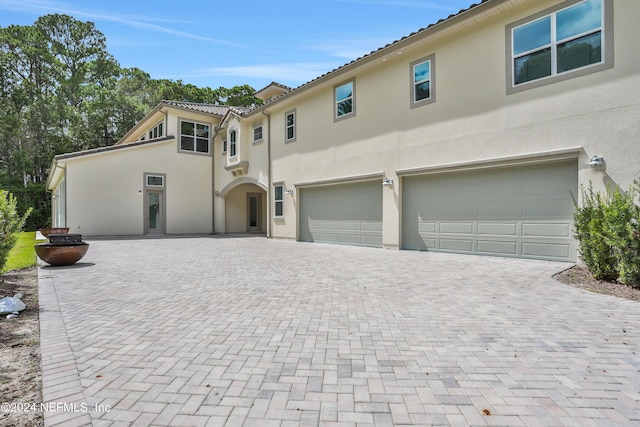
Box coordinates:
[588,156,605,170]
[382,178,394,186]
[285,189,294,197]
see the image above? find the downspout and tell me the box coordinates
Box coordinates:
[262,110,272,238]
[211,124,223,234]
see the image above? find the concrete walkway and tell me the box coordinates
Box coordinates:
[38,237,640,426]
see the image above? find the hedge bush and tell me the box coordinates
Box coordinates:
[0,190,32,272]
[574,181,640,288]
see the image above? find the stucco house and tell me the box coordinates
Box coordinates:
[47,0,640,262]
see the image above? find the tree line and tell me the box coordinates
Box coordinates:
[0,14,261,229]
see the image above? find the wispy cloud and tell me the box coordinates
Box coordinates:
[168,63,341,86]
[305,37,393,60]
[0,0,247,48]
[333,0,458,11]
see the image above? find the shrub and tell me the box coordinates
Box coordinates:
[574,181,640,288]
[602,181,640,288]
[0,190,32,272]
[574,184,618,281]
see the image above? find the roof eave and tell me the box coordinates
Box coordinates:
[248,0,508,116]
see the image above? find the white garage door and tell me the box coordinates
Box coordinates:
[402,160,578,261]
[299,180,382,247]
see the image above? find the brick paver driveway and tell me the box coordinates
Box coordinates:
[38,237,640,426]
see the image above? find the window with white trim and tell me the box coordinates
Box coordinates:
[334,79,355,120]
[511,0,604,87]
[180,120,210,154]
[274,185,284,217]
[148,121,164,139]
[253,123,263,142]
[229,130,237,157]
[146,175,164,187]
[222,139,227,154]
[285,110,296,142]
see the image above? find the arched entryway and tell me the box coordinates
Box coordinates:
[220,179,267,234]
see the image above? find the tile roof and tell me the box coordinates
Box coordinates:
[162,100,251,116]
[255,81,293,94]
[246,0,493,113]
[55,136,175,161]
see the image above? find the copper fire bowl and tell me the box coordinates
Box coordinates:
[35,243,89,266]
[39,228,70,238]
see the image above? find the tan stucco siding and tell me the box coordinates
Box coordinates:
[224,183,267,233]
[65,140,212,236]
[266,0,640,247]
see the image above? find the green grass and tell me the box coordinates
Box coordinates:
[2,231,46,273]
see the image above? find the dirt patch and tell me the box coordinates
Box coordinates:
[554,264,640,302]
[0,267,43,427]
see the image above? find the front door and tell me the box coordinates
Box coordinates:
[247,193,261,232]
[146,191,165,234]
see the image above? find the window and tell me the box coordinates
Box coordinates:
[146,175,164,187]
[410,54,436,108]
[508,0,611,92]
[285,110,296,142]
[180,120,210,154]
[222,139,227,154]
[148,121,164,140]
[229,130,237,157]
[334,79,355,121]
[274,185,284,217]
[253,123,263,142]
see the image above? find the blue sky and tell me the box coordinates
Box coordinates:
[0,0,474,91]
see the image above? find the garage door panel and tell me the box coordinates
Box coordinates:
[478,240,518,255]
[440,238,474,252]
[477,222,518,236]
[522,223,571,237]
[478,201,518,218]
[319,220,339,230]
[318,231,339,241]
[360,221,382,232]
[300,181,382,248]
[360,234,383,246]
[338,221,359,231]
[418,222,437,233]
[402,160,578,261]
[439,222,473,234]
[439,202,476,218]
[522,242,571,259]
[478,182,520,199]
[522,201,572,218]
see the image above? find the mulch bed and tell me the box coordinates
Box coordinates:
[553,264,640,302]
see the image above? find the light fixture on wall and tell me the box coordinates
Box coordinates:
[588,156,605,171]
[285,189,294,197]
[382,178,394,186]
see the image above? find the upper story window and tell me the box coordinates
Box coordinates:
[410,54,436,109]
[334,79,355,121]
[180,120,210,154]
[222,139,227,154]
[285,109,296,143]
[507,0,611,93]
[148,121,164,139]
[229,130,237,157]
[253,123,263,143]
